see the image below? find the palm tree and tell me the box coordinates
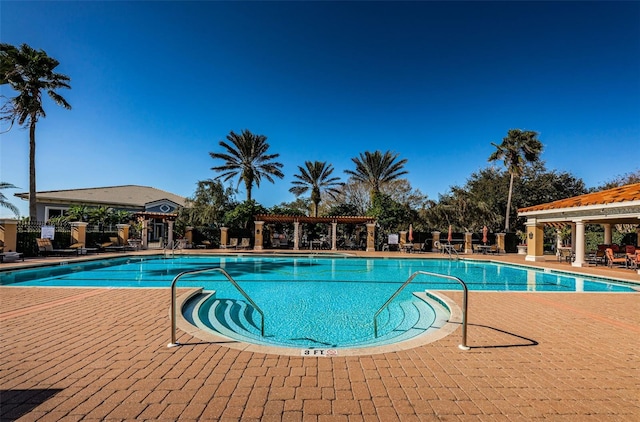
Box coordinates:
[210,129,284,202]
[289,161,343,217]
[1,43,71,220]
[488,129,543,232]
[344,150,408,202]
[0,182,20,217]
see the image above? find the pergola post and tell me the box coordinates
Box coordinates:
[293,221,300,250]
[331,222,337,251]
[166,220,174,246]
[366,223,376,252]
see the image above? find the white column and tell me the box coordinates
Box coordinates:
[167,220,174,246]
[572,220,586,267]
[141,220,149,249]
[555,228,562,258]
[570,222,576,252]
[293,221,300,250]
[603,224,612,245]
[331,222,337,251]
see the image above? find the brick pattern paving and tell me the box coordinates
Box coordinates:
[1,282,639,421]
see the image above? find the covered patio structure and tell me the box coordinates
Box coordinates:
[252,214,377,252]
[518,183,640,270]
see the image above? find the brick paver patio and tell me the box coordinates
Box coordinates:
[1,251,639,421]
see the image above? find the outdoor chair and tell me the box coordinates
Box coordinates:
[557,248,573,262]
[0,251,24,263]
[36,238,78,257]
[104,237,126,252]
[605,248,627,268]
[220,238,238,249]
[588,249,606,266]
[237,238,251,249]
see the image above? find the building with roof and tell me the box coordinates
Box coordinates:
[518,183,640,268]
[14,185,187,245]
[14,185,186,222]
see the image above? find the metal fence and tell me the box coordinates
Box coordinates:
[16,221,118,257]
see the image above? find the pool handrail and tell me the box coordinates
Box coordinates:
[373,270,470,350]
[168,267,265,347]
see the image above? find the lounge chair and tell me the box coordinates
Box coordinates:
[237,238,251,249]
[587,249,606,266]
[605,248,627,268]
[220,238,238,249]
[106,237,126,252]
[36,238,78,257]
[0,251,24,263]
[198,240,211,249]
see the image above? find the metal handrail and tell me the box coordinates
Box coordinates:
[373,270,470,350]
[443,243,460,260]
[168,267,265,347]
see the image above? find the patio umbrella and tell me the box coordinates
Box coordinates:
[408,224,413,242]
[447,225,452,243]
[482,225,488,245]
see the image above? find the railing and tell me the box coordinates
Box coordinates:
[373,271,470,350]
[163,240,184,258]
[443,243,460,260]
[168,267,265,347]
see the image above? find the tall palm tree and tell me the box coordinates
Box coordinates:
[210,129,284,202]
[488,129,543,232]
[344,150,408,202]
[289,161,343,217]
[0,182,20,217]
[0,43,71,220]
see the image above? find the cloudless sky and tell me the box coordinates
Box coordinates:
[1,1,639,218]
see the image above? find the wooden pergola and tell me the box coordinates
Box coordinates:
[252,214,377,252]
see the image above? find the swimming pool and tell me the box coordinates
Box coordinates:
[1,255,635,351]
[1,254,635,292]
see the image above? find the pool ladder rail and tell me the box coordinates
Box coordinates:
[374,271,470,350]
[168,267,265,347]
[163,240,184,258]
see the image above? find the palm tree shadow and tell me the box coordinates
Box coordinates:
[0,389,62,421]
[464,323,538,349]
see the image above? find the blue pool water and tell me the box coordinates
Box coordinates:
[1,254,635,292]
[2,255,634,349]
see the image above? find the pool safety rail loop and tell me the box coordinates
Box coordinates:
[168,267,265,348]
[373,271,470,351]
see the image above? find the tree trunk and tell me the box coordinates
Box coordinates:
[245,179,252,202]
[504,172,514,232]
[29,118,37,221]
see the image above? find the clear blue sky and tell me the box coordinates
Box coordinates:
[1,1,639,218]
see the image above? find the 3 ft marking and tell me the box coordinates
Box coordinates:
[301,349,338,357]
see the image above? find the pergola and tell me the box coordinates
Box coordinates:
[518,183,640,268]
[132,211,178,249]
[252,214,377,251]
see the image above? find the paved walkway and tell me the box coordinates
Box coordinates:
[1,251,639,420]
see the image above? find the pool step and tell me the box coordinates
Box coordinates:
[183,292,441,348]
